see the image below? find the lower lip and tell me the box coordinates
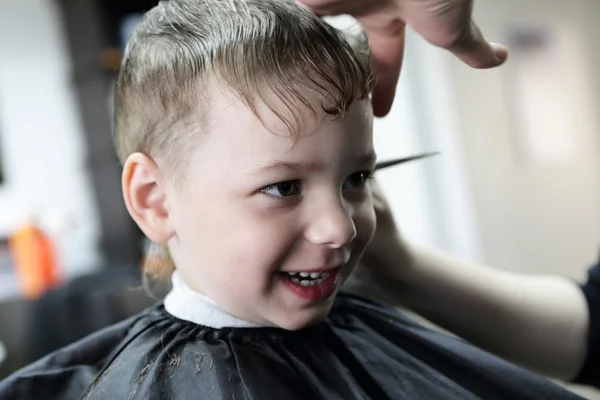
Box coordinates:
[280,270,340,301]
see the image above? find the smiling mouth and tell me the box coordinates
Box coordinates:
[282,271,331,287]
[279,268,341,301]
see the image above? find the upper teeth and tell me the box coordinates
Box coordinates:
[285,271,331,286]
[287,271,327,278]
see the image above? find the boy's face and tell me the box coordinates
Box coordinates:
[165,90,376,330]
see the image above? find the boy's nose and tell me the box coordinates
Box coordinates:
[305,199,357,248]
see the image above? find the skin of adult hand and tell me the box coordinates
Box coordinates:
[297,0,508,117]
[353,179,414,293]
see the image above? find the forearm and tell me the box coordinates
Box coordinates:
[377,244,590,381]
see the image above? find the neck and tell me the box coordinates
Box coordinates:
[164,271,264,328]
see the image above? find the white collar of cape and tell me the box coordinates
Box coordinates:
[164,270,264,328]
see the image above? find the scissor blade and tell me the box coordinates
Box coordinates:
[375,152,440,170]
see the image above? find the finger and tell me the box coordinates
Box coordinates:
[295,0,326,16]
[365,26,406,117]
[295,0,366,16]
[448,19,507,69]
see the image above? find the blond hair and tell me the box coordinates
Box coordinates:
[114,0,372,280]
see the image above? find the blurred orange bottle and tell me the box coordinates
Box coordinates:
[9,221,61,299]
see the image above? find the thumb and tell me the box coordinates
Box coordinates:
[444,19,508,69]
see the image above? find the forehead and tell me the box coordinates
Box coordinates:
[201,88,373,167]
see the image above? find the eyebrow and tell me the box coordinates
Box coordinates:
[249,151,377,176]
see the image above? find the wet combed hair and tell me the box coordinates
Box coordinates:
[114,0,373,280]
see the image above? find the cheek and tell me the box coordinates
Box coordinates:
[353,200,376,251]
[196,204,301,270]
[233,222,298,267]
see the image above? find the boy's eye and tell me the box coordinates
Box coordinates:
[343,171,374,190]
[261,181,301,198]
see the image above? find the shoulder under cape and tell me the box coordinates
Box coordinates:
[0,293,582,399]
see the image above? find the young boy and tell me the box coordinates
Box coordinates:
[0,0,583,398]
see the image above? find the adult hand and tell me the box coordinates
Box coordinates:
[353,179,414,297]
[297,0,508,117]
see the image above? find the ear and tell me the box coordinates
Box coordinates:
[122,153,175,243]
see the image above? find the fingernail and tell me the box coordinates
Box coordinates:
[490,42,508,62]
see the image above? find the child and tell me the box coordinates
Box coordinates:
[0,0,583,398]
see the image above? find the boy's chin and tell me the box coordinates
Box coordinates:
[274,302,335,331]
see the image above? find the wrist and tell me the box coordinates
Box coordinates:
[358,234,420,303]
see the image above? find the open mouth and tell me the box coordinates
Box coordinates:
[279,269,340,301]
[282,271,331,287]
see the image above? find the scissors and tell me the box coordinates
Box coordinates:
[375,151,439,171]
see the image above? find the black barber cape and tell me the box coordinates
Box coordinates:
[0,293,581,399]
[576,249,600,387]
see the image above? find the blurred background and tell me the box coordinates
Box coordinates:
[0,0,598,397]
